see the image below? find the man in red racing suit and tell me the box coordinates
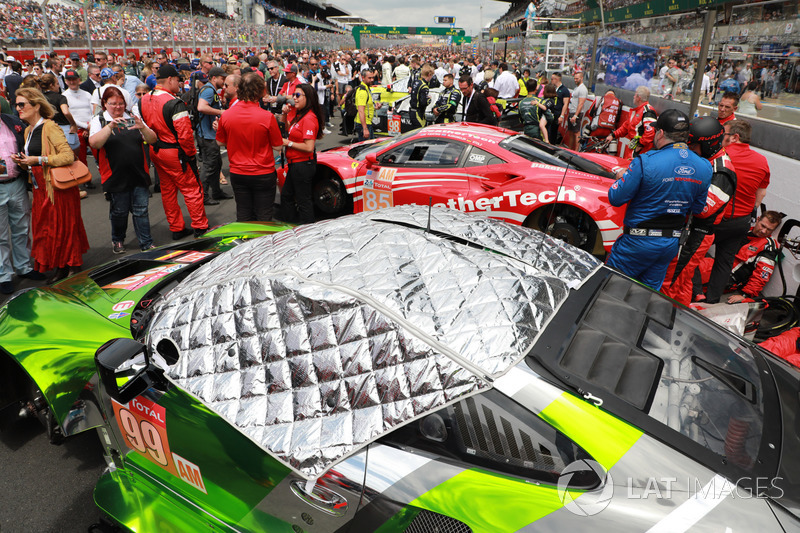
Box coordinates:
[760,328,800,367]
[139,64,208,239]
[662,117,735,305]
[697,211,783,303]
[606,86,657,158]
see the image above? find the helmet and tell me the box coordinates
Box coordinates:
[688,116,724,159]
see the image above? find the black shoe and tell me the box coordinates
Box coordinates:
[194,227,209,238]
[0,281,13,294]
[172,228,193,240]
[19,270,46,280]
[204,197,220,206]
[212,192,233,200]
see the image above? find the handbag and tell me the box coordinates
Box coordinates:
[50,161,92,190]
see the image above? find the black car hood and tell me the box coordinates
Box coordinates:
[763,350,800,523]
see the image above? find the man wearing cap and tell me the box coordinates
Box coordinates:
[280,63,302,127]
[63,69,92,166]
[197,66,231,205]
[69,52,87,81]
[139,64,208,239]
[606,109,713,290]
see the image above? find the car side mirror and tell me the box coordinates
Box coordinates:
[95,338,164,404]
[364,153,378,168]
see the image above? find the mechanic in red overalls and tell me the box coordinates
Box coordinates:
[697,211,783,303]
[139,64,208,240]
[606,86,657,158]
[661,117,736,306]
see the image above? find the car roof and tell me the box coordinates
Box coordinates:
[414,122,518,145]
[146,206,600,480]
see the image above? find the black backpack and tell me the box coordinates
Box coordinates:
[181,76,205,130]
[343,86,359,118]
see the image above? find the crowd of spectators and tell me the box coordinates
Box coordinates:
[0,0,346,48]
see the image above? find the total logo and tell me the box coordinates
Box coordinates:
[427,187,578,213]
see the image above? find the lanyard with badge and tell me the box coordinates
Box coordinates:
[462,91,474,121]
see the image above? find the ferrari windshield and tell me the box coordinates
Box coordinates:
[348,131,417,161]
[499,135,615,178]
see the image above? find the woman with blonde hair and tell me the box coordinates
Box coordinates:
[11,88,89,282]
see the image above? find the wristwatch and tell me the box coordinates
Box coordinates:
[288,141,294,148]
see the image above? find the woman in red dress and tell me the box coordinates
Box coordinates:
[12,88,88,283]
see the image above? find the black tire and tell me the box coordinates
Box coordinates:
[524,205,604,258]
[313,169,353,220]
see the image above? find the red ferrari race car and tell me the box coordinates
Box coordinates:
[279,122,630,255]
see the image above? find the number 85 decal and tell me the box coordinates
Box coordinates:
[364,189,392,211]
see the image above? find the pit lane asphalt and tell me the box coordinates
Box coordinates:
[0,118,355,533]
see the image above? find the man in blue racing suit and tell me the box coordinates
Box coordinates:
[607,109,713,290]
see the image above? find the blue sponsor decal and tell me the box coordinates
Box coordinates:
[108,312,129,320]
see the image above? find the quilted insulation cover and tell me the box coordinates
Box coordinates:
[147,206,600,479]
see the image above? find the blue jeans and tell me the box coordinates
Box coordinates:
[109,186,153,249]
[0,177,33,282]
[356,123,374,142]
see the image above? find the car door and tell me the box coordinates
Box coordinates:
[360,137,473,212]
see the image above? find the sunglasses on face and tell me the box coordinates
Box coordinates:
[293,92,303,98]
[15,102,28,109]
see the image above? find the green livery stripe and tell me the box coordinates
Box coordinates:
[537,392,642,470]
[404,392,642,531]
[410,469,565,532]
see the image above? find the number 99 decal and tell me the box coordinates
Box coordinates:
[111,397,207,493]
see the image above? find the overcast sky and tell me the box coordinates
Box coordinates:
[329,0,511,36]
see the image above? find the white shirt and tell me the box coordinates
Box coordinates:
[334,61,351,84]
[434,66,448,84]
[568,83,588,114]
[393,64,410,80]
[494,70,519,99]
[63,88,93,129]
[700,73,710,93]
[91,84,133,114]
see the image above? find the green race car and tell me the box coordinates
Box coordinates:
[2,208,800,532]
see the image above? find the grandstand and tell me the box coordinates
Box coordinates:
[0,0,351,56]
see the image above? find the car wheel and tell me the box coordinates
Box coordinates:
[524,205,604,258]
[313,169,353,220]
